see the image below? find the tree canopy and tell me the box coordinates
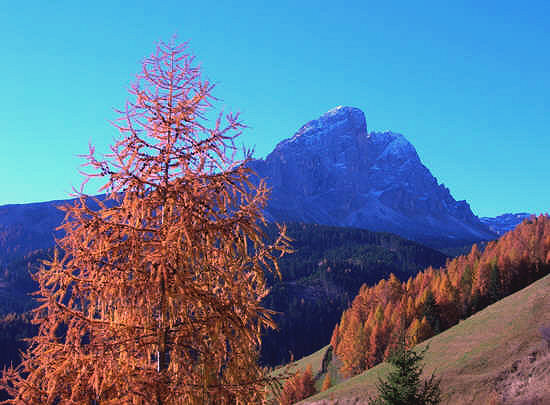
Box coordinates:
[0,39,290,404]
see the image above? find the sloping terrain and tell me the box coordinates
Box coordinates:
[0,195,113,263]
[293,273,550,404]
[0,223,448,368]
[0,200,66,262]
[261,223,448,366]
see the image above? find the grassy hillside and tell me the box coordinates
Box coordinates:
[285,273,550,404]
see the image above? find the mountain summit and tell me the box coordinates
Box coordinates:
[0,107,495,261]
[250,106,495,247]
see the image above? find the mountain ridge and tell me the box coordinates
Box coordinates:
[250,106,496,248]
[0,106,507,264]
[480,212,533,236]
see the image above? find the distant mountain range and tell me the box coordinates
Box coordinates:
[0,199,66,263]
[480,212,533,236]
[1,106,535,262]
[250,106,496,248]
[0,196,109,264]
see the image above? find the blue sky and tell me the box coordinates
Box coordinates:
[0,1,548,217]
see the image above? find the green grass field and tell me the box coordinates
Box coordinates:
[283,274,550,404]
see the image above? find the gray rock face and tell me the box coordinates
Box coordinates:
[250,106,496,247]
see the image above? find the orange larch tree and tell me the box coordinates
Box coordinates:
[339,312,367,377]
[321,372,332,392]
[0,39,290,404]
[279,364,316,405]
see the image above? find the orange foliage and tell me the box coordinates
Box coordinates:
[279,364,316,405]
[408,316,433,345]
[339,311,367,377]
[321,372,332,392]
[0,40,291,404]
[332,215,550,377]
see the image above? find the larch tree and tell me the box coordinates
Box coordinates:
[0,39,290,404]
[321,373,332,392]
[279,364,316,405]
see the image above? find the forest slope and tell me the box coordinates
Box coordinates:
[261,222,447,365]
[0,223,448,367]
[298,272,550,404]
[329,215,550,378]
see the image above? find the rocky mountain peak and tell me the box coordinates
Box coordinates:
[295,105,366,138]
[273,106,367,155]
[270,107,421,171]
[369,131,417,160]
[250,107,496,247]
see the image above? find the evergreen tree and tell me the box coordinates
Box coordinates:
[370,335,441,405]
[488,263,502,304]
[421,290,440,333]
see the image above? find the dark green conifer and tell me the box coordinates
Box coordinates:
[422,290,441,333]
[370,334,441,405]
[488,263,502,303]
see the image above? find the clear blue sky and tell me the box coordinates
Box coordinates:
[1,1,548,217]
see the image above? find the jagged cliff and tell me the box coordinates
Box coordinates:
[250,106,495,247]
